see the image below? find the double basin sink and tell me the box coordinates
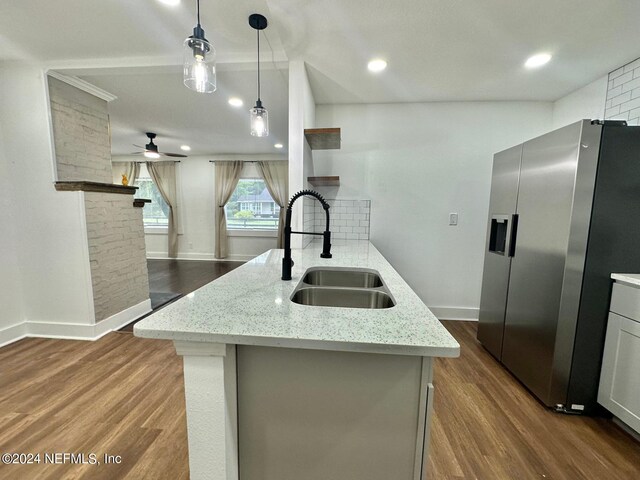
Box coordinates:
[290,267,396,309]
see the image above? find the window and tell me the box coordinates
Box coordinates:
[134,166,169,228]
[225,178,279,230]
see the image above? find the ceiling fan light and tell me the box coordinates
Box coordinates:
[144,151,161,159]
[183,35,216,93]
[250,103,269,137]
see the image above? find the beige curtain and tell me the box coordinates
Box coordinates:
[147,162,179,258]
[112,161,140,186]
[215,161,243,259]
[257,161,289,248]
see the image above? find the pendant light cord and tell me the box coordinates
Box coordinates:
[257,28,261,101]
[196,0,201,26]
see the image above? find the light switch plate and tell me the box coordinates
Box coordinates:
[449,213,458,226]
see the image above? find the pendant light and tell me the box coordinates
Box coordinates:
[249,14,269,137]
[183,0,216,93]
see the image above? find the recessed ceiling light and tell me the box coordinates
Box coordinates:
[158,0,180,6]
[180,145,191,151]
[274,143,283,149]
[367,59,387,73]
[525,53,552,69]
[228,97,244,107]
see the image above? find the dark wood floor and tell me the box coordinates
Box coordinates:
[147,259,243,295]
[0,320,638,479]
[120,259,244,331]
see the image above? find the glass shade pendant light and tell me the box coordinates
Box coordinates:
[183,0,216,93]
[249,14,269,137]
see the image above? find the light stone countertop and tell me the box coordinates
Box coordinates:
[134,241,460,357]
[611,273,640,288]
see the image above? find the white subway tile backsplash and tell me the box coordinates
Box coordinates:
[607,58,640,123]
[306,198,371,241]
[610,66,625,80]
[609,91,631,107]
[605,105,621,118]
[607,85,623,100]
[621,96,640,113]
[621,77,640,94]
[613,71,634,88]
[616,110,630,121]
[624,58,640,73]
[629,107,640,120]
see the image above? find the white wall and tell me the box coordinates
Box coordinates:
[114,155,286,262]
[288,61,316,249]
[0,92,25,343]
[0,63,95,339]
[552,75,608,129]
[313,102,553,319]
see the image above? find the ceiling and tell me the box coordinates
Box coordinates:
[76,64,289,156]
[0,0,286,64]
[3,0,640,152]
[269,0,640,103]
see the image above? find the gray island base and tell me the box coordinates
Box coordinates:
[135,241,459,480]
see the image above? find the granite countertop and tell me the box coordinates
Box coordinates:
[611,273,640,288]
[134,241,460,357]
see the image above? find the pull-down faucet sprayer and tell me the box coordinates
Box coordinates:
[282,190,332,280]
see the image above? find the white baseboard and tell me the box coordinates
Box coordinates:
[93,299,152,338]
[0,299,152,348]
[146,251,252,262]
[429,306,479,321]
[0,322,28,349]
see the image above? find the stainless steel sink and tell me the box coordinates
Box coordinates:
[302,267,383,288]
[291,287,395,309]
[291,267,396,309]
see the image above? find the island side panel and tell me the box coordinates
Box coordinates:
[174,342,238,480]
[236,345,426,480]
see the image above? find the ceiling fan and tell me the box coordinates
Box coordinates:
[131,132,188,159]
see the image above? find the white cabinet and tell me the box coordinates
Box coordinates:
[598,282,640,434]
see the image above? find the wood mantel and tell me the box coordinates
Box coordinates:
[55,181,138,195]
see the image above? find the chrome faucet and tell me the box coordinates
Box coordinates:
[282,190,332,280]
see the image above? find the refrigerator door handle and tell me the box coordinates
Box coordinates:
[508,214,519,257]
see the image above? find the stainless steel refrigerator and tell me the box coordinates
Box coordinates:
[477,119,640,414]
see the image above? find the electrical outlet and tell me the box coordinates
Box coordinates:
[449,213,458,226]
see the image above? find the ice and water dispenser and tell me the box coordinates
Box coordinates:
[489,214,517,256]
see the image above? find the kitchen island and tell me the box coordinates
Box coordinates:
[134,241,459,480]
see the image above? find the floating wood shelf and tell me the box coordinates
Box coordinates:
[133,198,151,208]
[55,181,138,195]
[304,128,341,150]
[308,176,340,187]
